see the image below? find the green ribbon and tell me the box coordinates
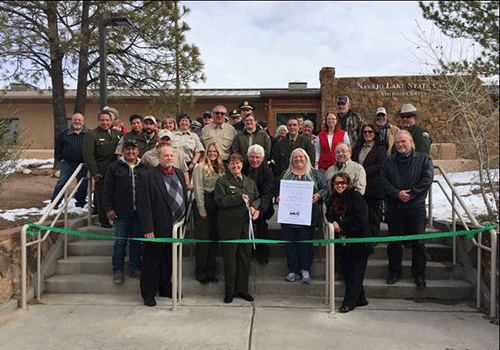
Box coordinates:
[24,222,497,244]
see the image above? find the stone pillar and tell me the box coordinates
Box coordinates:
[320,67,336,119]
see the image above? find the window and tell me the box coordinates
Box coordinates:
[0,118,19,142]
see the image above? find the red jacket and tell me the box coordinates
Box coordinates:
[317,130,346,169]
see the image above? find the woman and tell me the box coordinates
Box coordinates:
[171,113,204,173]
[302,120,316,145]
[162,116,177,132]
[351,123,387,238]
[280,148,329,284]
[276,125,288,141]
[214,153,260,304]
[325,173,371,313]
[315,111,350,175]
[192,142,225,284]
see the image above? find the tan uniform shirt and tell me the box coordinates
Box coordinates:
[171,130,204,163]
[192,163,224,216]
[200,123,237,160]
[141,147,188,172]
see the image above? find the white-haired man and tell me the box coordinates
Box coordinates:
[380,130,433,289]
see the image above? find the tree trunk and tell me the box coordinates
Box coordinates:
[46,1,67,166]
[74,0,91,115]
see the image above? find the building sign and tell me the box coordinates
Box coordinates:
[356,81,439,97]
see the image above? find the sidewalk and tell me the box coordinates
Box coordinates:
[0,294,497,350]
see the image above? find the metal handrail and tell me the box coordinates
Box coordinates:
[171,191,194,310]
[430,164,498,318]
[20,163,88,309]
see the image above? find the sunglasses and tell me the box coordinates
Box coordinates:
[400,114,415,119]
[334,180,347,186]
[203,115,212,119]
[213,112,226,116]
[363,130,374,134]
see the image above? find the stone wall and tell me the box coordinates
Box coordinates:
[319,69,499,159]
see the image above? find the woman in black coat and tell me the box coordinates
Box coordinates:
[325,172,371,313]
[352,123,388,238]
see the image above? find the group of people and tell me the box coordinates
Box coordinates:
[50,96,433,311]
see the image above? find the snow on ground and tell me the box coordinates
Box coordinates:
[0,159,497,223]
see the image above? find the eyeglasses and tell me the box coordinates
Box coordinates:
[400,114,415,119]
[363,130,374,134]
[334,180,347,186]
[213,111,226,116]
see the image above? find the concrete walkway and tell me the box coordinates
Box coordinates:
[0,294,497,350]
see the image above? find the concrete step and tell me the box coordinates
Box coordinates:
[45,274,473,301]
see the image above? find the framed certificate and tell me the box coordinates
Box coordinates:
[277,179,314,226]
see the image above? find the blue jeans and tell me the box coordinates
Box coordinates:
[51,160,88,205]
[112,214,142,274]
[281,225,315,274]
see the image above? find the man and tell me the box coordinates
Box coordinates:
[102,139,150,284]
[231,111,271,159]
[202,111,213,126]
[83,110,121,228]
[374,107,399,155]
[325,143,366,194]
[229,109,244,132]
[394,104,431,154]
[243,145,275,265]
[51,112,88,208]
[142,129,190,189]
[142,115,159,151]
[137,145,188,307]
[271,116,315,178]
[103,106,127,133]
[115,114,150,157]
[380,130,433,289]
[336,95,364,145]
[239,101,254,119]
[200,105,237,162]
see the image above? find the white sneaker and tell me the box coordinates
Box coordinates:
[300,270,312,284]
[285,272,300,282]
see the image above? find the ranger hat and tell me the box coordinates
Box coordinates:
[238,101,254,111]
[399,104,423,119]
[229,109,241,119]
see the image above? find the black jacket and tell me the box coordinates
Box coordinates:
[352,139,388,199]
[102,158,150,217]
[54,126,87,163]
[243,160,275,220]
[380,150,433,209]
[271,134,315,177]
[137,166,188,237]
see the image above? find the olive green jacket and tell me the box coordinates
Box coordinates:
[214,174,260,219]
[83,127,121,176]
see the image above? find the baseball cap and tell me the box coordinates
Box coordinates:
[336,96,350,104]
[202,111,212,119]
[122,138,138,148]
[157,129,173,139]
[376,107,387,116]
[144,115,157,124]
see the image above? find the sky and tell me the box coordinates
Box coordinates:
[184,1,443,89]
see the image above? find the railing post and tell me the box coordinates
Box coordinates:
[64,188,68,259]
[328,223,335,313]
[87,172,93,225]
[428,183,433,227]
[21,225,28,309]
[451,192,456,265]
[489,229,497,318]
[476,231,482,309]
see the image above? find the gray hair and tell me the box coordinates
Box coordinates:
[277,125,288,134]
[212,105,227,114]
[302,120,314,128]
[334,142,351,153]
[282,148,313,181]
[247,144,265,158]
[395,130,415,150]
